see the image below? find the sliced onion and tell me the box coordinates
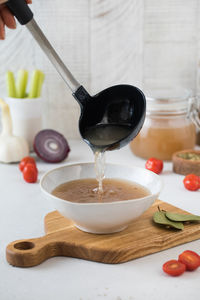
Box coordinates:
[33,129,70,163]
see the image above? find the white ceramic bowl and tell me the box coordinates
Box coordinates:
[40,162,162,234]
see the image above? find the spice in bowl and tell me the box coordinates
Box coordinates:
[172,149,200,176]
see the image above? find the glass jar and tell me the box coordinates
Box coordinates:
[130,88,200,161]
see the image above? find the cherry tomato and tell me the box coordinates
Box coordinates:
[183,174,200,191]
[23,163,38,183]
[145,157,163,174]
[162,259,186,276]
[178,250,200,271]
[19,156,36,172]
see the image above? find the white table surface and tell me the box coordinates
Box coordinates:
[1,139,200,300]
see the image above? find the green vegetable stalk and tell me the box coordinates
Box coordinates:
[28,70,43,98]
[6,69,45,99]
[37,71,45,97]
[16,69,28,98]
[6,71,17,98]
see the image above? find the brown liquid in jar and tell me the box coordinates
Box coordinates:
[130,117,196,161]
[51,178,150,203]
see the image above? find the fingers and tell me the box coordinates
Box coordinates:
[26,0,32,3]
[0,15,5,39]
[1,6,16,29]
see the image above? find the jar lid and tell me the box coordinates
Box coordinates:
[145,88,192,115]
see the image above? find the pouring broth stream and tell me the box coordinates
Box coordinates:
[84,123,133,198]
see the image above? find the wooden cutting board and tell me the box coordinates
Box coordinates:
[6,200,200,267]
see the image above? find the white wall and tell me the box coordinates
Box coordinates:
[0,0,199,139]
[144,0,200,91]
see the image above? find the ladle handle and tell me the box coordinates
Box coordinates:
[6,0,81,93]
[6,0,33,25]
[26,19,81,93]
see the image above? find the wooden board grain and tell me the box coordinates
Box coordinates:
[6,200,200,267]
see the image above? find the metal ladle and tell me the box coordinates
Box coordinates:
[6,0,146,152]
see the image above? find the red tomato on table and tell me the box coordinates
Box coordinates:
[162,260,186,276]
[145,157,163,174]
[19,156,36,172]
[183,174,200,191]
[178,250,200,271]
[23,163,38,183]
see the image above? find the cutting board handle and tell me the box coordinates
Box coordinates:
[6,233,66,267]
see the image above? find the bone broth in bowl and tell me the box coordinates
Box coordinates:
[40,163,162,234]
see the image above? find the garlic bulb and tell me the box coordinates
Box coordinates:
[0,98,29,163]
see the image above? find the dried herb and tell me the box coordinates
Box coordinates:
[153,211,184,230]
[177,153,200,161]
[153,206,200,231]
[165,212,200,222]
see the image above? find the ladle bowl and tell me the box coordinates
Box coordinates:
[74,84,146,151]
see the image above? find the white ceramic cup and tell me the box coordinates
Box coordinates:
[5,97,44,150]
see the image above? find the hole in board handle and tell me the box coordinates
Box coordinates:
[14,241,35,250]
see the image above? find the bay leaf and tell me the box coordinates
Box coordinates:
[165,212,200,222]
[153,211,184,230]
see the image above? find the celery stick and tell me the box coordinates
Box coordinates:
[6,71,17,98]
[37,71,45,97]
[16,69,28,98]
[28,70,41,98]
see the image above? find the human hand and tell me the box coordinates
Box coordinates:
[0,0,32,40]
